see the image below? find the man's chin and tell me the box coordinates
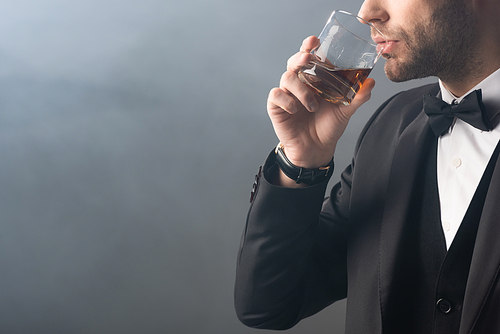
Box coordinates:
[383,59,427,83]
[383,60,407,82]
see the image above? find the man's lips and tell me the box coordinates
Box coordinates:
[372,36,398,55]
[372,36,387,53]
[381,40,398,54]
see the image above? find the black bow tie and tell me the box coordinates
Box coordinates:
[423,90,493,137]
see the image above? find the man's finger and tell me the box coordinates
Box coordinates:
[345,78,375,114]
[286,36,320,72]
[299,36,320,53]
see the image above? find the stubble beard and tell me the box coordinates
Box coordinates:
[382,0,480,83]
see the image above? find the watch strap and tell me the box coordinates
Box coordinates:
[274,142,334,185]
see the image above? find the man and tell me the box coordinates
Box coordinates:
[235,0,500,333]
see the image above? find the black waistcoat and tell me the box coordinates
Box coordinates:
[384,140,500,334]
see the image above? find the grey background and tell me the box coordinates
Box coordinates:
[0,1,434,333]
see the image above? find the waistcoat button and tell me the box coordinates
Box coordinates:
[436,298,452,314]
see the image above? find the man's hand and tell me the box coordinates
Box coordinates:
[267,36,375,187]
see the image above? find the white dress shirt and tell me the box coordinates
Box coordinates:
[437,68,500,249]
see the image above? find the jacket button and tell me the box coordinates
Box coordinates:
[250,166,262,203]
[436,298,452,314]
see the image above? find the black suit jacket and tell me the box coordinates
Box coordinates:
[235,83,500,334]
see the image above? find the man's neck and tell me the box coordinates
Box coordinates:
[441,49,500,98]
[441,72,486,98]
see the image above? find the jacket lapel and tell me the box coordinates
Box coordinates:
[460,143,500,334]
[378,107,436,330]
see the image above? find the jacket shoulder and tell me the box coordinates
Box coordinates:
[356,82,439,145]
[389,82,440,105]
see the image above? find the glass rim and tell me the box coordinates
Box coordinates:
[327,9,386,47]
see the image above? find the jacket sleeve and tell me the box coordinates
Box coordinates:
[233,86,435,330]
[234,150,352,330]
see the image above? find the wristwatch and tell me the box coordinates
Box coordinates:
[274,142,334,185]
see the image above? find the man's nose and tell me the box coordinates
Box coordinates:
[358,0,389,24]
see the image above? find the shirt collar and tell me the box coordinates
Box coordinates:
[439,67,500,126]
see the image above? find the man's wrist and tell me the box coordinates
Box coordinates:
[273,142,334,186]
